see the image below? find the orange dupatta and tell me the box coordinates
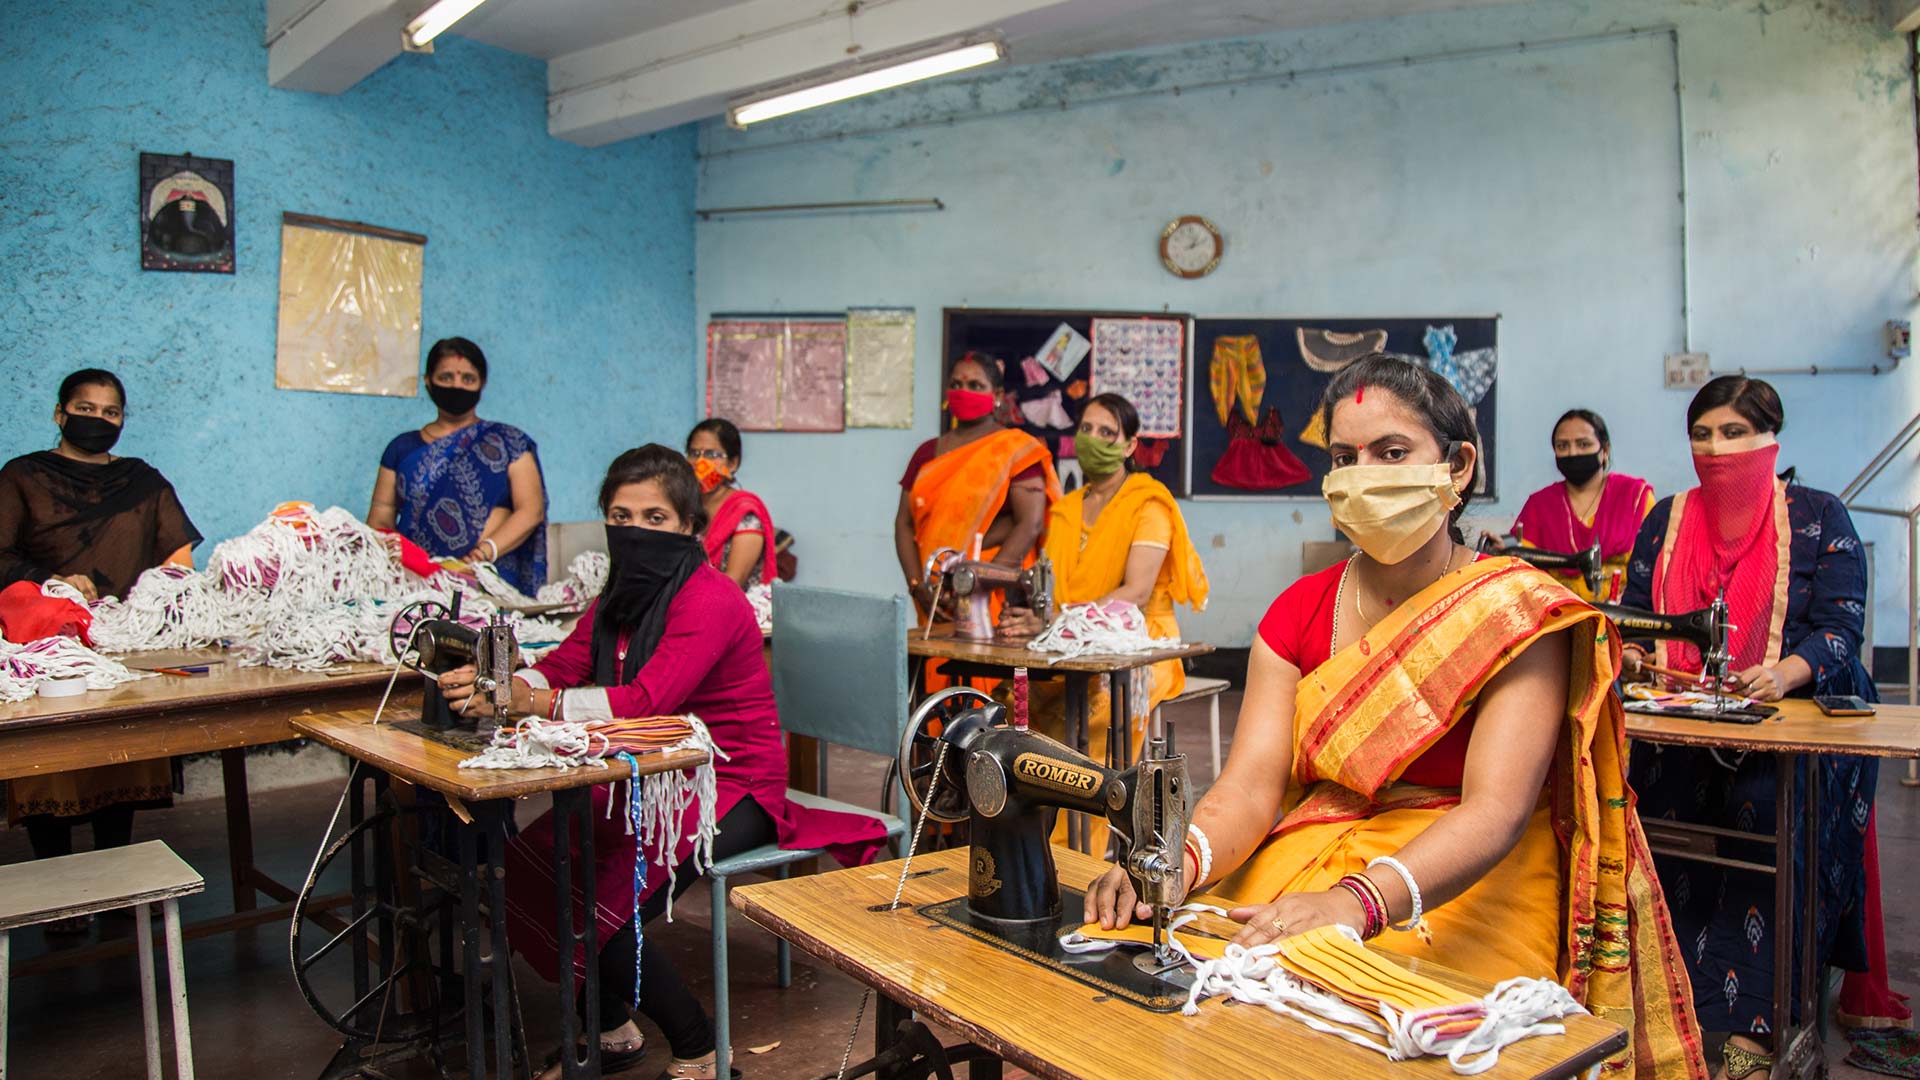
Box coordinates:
[1206,557,1705,1080]
[908,427,1061,587]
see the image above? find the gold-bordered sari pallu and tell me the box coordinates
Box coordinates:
[1204,557,1706,1080]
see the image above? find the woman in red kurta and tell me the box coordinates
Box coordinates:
[440,445,885,1080]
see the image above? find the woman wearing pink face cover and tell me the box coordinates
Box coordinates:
[1618,376,1896,1078]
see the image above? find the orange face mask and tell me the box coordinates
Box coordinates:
[692,457,733,494]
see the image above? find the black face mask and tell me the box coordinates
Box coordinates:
[426,383,481,416]
[600,525,703,628]
[1555,451,1604,486]
[61,413,123,455]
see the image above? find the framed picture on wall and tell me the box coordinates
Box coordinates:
[139,152,235,273]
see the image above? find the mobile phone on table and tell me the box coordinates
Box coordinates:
[1814,695,1875,717]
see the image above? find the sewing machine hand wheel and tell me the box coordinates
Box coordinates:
[899,687,993,824]
[387,599,452,668]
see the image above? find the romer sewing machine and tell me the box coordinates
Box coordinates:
[1481,535,1607,599]
[1593,594,1766,719]
[898,682,1192,992]
[388,594,518,730]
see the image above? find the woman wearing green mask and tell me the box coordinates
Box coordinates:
[998,394,1208,841]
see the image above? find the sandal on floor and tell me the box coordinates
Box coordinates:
[1722,1041,1774,1080]
[542,1034,648,1075]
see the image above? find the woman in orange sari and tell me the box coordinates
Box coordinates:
[1086,355,1705,1080]
[998,394,1208,843]
[893,352,1060,622]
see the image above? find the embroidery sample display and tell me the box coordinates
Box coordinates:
[1091,317,1185,438]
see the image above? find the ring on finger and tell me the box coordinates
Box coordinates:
[1268,915,1287,935]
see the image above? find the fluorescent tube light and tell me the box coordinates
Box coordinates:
[405,0,489,49]
[728,39,1005,128]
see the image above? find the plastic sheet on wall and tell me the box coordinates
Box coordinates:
[274,215,425,397]
[844,308,915,428]
[705,319,847,432]
[1090,317,1185,438]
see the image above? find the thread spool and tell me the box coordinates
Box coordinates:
[1013,666,1029,729]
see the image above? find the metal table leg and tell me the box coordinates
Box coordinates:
[552,787,602,1080]
[459,805,488,1076]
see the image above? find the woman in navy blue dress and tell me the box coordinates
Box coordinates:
[1620,376,1877,1079]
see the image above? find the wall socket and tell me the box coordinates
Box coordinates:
[1664,351,1712,389]
[1887,319,1911,360]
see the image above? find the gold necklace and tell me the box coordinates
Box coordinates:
[1350,546,1462,629]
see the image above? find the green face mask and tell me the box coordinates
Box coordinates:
[1074,430,1131,478]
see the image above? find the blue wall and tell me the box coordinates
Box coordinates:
[695,0,1920,646]
[0,0,697,552]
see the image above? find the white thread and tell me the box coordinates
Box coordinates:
[1186,823,1214,887]
[469,550,608,611]
[0,636,153,703]
[1367,855,1427,935]
[1027,600,1179,664]
[82,505,583,670]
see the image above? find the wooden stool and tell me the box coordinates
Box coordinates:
[1152,676,1232,777]
[0,840,205,1079]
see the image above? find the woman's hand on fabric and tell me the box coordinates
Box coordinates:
[465,537,499,564]
[997,606,1045,639]
[1083,860,1192,930]
[1619,645,1649,682]
[54,573,97,602]
[1731,664,1787,702]
[1227,888,1368,948]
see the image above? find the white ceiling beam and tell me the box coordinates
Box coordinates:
[546,0,1072,146]
[267,0,411,94]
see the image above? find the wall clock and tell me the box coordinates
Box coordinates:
[1160,215,1222,279]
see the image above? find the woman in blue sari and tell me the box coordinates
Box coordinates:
[368,337,547,595]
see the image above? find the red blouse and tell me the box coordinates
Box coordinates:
[1258,561,1476,788]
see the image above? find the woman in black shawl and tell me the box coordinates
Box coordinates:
[0,369,200,928]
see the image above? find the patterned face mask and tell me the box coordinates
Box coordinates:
[691,456,733,494]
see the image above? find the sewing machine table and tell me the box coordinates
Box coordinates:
[1625,698,1920,1080]
[732,845,1628,1080]
[293,706,709,1080]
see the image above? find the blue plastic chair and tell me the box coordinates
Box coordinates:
[708,585,911,1074]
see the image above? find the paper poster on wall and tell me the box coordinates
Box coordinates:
[705,318,848,432]
[845,308,914,428]
[274,213,425,397]
[1090,317,1185,438]
[140,152,235,273]
[1033,323,1090,382]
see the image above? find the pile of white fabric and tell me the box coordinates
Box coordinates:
[470,551,609,610]
[746,582,773,634]
[85,505,590,670]
[1027,599,1179,663]
[0,633,153,703]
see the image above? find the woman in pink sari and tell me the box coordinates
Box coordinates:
[439,445,885,1079]
[1510,409,1653,603]
[686,419,778,590]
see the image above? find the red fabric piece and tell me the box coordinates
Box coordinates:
[899,437,1042,490]
[1656,445,1782,672]
[1256,562,1474,788]
[1133,438,1171,469]
[1210,409,1310,491]
[704,489,779,585]
[1839,810,1913,1028]
[0,580,91,645]
[1512,473,1653,558]
[502,567,888,986]
[376,528,441,579]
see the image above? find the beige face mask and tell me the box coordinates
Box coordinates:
[1323,462,1462,565]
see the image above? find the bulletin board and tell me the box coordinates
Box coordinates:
[942,308,1191,496]
[706,318,847,432]
[1187,317,1499,499]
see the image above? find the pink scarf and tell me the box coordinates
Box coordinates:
[704,488,778,584]
[1652,445,1785,672]
[1512,472,1651,557]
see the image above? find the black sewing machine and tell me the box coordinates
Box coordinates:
[1594,595,1771,721]
[388,594,517,730]
[898,684,1192,998]
[1480,534,1607,598]
[920,548,1055,642]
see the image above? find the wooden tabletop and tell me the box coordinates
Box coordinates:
[733,846,1627,1080]
[908,628,1214,674]
[0,645,408,734]
[1624,697,1920,757]
[291,706,710,802]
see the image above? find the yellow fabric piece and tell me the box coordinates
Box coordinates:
[1203,557,1706,1080]
[1027,475,1208,845]
[1074,920,1230,962]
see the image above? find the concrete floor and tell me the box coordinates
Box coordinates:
[1,693,1914,1079]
